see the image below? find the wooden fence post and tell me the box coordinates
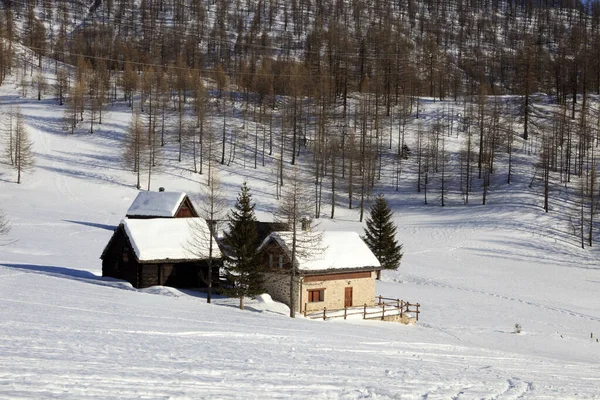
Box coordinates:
[323,307,327,320]
[381,303,385,320]
[400,300,404,318]
[397,298,400,308]
[363,303,367,319]
[416,303,420,321]
[304,303,307,318]
[344,307,347,320]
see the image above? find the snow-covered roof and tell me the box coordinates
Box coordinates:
[261,231,381,272]
[126,191,188,218]
[122,218,221,262]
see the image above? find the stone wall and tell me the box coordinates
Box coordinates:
[262,273,300,310]
[262,271,377,313]
[302,271,376,313]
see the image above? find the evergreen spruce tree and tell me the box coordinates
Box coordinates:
[363,194,403,280]
[222,182,262,309]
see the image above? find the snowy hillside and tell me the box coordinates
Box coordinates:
[1,0,600,395]
[1,65,600,399]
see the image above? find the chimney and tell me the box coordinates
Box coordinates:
[158,187,165,192]
[300,216,312,231]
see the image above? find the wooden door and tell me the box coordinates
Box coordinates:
[344,287,353,307]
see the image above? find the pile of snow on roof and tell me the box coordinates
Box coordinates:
[123,218,221,262]
[265,231,381,272]
[126,191,187,218]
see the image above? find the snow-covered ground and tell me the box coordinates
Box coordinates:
[1,75,600,398]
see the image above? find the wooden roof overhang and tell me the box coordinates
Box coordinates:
[135,256,208,264]
[298,266,381,277]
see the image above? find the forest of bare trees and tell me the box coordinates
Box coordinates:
[3,0,599,110]
[1,0,599,246]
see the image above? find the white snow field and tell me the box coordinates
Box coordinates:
[1,76,600,399]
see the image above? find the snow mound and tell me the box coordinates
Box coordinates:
[139,286,184,297]
[254,293,273,303]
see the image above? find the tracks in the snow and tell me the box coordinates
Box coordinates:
[406,275,600,324]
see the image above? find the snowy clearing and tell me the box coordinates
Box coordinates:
[0,75,599,398]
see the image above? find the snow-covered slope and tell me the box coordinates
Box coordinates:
[2,267,598,399]
[0,76,599,398]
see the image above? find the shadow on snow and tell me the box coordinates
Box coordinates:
[0,263,136,291]
[63,220,117,231]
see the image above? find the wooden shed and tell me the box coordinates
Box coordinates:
[101,218,221,289]
[126,190,198,219]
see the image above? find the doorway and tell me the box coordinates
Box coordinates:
[344,287,353,307]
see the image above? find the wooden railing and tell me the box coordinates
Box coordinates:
[304,296,420,322]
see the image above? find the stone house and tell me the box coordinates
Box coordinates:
[256,231,381,314]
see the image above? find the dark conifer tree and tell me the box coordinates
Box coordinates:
[363,194,403,280]
[222,182,262,309]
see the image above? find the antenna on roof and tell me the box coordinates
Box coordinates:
[159,187,165,192]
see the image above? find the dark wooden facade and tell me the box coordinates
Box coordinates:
[257,240,294,271]
[101,225,217,289]
[175,197,197,218]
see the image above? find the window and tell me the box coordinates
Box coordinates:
[269,253,285,269]
[307,289,325,303]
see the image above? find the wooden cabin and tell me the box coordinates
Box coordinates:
[101,218,222,289]
[126,189,198,219]
[256,231,381,313]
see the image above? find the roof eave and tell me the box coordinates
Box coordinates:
[137,257,212,264]
[125,213,172,218]
[298,265,381,275]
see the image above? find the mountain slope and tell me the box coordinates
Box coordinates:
[0,71,599,397]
